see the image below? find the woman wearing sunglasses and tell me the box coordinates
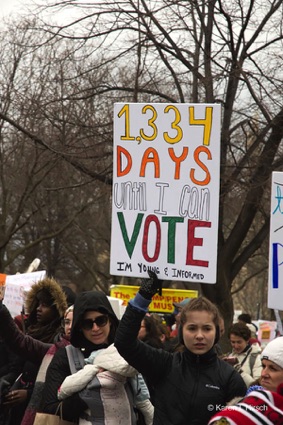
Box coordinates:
[41,291,144,424]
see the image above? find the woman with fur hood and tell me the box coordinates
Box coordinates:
[1,277,67,425]
[16,277,67,342]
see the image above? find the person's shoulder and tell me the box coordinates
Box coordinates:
[250,342,261,353]
[52,345,68,362]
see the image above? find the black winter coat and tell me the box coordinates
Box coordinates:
[41,291,122,423]
[115,303,247,425]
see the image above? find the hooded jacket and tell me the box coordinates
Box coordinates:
[42,291,136,424]
[22,277,67,343]
[70,291,119,355]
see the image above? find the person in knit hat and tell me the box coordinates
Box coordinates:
[208,385,283,425]
[260,336,283,392]
[208,337,283,425]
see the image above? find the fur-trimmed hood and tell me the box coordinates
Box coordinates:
[25,277,67,320]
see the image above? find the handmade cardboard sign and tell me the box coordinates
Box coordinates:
[110,103,221,282]
[4,270,46,317]
[268,171,283,309]
[110,284,198,313]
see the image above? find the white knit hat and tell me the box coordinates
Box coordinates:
[261,337,283,369]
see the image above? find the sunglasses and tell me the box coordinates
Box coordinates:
[81,315,109,330]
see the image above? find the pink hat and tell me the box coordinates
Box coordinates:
[208,385,283,425]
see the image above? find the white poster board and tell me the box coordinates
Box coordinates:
[107,296,126,319]
[110,103,221,283]
[255,320,278,348]
[268,172,283,309]
[4,270,46,318]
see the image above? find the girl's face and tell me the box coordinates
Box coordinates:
[63,311,73,336]
[81,311,111,345]
[229,334,248,354]
[182,310,216,355]
[261,359,283,392]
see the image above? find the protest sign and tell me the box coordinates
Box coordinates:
[4,270,46,318]
[110,103,221,282]
[110,284,198,314]
[0,273,6,298]
[255,320,278,347]
[268,171,283,309]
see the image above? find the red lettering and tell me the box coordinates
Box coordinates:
[186,220,211,266]
[117,146,132,176]
[142,215,161,262]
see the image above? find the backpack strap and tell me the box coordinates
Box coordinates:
[239,346,252,368]
[249,352,259,374]
[66,345,85,374]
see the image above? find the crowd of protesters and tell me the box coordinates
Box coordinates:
[0,272,282,425]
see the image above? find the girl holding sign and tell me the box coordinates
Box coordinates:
[115,272,247,425]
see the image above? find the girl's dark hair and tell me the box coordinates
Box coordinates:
[228,322,251,341]
[141,314,166,348]
[238,313,252,324]
[180,296,220,328]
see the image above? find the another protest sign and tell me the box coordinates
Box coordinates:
[268,172,283,309]
[110,103,221,282]
[110,284,198,314]
[4,270,46,318]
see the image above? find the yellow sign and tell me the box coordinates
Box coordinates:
[110,285,198,313]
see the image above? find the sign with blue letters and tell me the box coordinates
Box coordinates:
[268,172,283,309]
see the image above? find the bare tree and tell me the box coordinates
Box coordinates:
[0,22,112,291]
[1,1,283,332]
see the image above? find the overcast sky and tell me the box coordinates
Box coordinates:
[0,0,30,18]
[0,0,27,16]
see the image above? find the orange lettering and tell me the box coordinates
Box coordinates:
[140,148,160,178]
[168,147,189,179]
[190,146,211,185]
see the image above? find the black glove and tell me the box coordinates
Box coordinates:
[139,270,162,300]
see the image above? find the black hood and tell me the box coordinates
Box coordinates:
[70,291,119,353]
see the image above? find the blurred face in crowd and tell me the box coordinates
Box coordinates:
[138,319,147,340]
[182,310,216,355]
[63,310,73,336]
[81,311,110,345]
[175,308,183,327]
[219,317,225,338]
[229,334,248,354]
[261,359,283,392]
[36,302,57,324]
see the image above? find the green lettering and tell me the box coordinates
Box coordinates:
[117,212,144,258]
[162,217,184,263]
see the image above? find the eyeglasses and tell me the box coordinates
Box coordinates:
[81,315,109,330]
